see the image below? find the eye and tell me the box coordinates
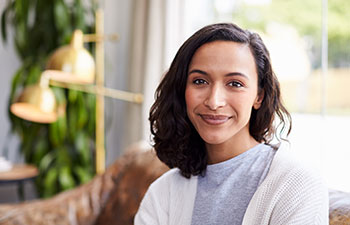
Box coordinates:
[228,81,243,87]
[193,79,208,85]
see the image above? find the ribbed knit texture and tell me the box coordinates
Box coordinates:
[134,142,329,225]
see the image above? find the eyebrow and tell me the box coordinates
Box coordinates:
[188,69,249,79]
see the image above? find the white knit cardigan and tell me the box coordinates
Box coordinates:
[135,143,329,225]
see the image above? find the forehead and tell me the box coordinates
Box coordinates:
[189,41,257,76]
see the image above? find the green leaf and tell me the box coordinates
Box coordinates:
[53,0,70,32]
[77,93,88,128]
[15,0,30,25]
[68,104,78,140]
[33,138,49,166]
[86,93,96,136]
[73,0,86,30]
[56,146,71,166]
[68,89,78,103]
[74,166,93,184]
[43,168,58,198]
[49,120,60,147]
[25,64,41,85]
[75,131,90,165]
[61,28,73,44]
[21,123,41,162]
[57,115,67,139]
[14,0,23,20]
[39,151,56,172]
[1,3,10,42]
[14,21,27,59]
[52,87,67,105]
[48,115,67,145]
[58,166,75,190]
[9,65,26,103]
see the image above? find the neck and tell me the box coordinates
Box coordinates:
[205,133,260,164]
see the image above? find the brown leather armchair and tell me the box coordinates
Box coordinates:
[0,146,349,225]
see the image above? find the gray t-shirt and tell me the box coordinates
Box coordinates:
[191,143,276,225]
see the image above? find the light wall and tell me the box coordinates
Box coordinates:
[0,1,22,203]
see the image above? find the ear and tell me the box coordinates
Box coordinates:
[253,90,264,110]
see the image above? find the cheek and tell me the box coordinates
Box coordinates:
[185,88,196,111]
[185,88,202,126]
[228,94,255,114]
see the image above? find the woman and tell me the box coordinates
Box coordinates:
[135,23,328,225]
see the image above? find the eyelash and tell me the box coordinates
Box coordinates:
[193,79,208,85]
[228,81,243,87]
[192,79,243,88]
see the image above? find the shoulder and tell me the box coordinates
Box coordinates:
[135,168,198,225]
[266,143,328,210]
[145,168,197,201]
[267,142,326,189]
[134,169,181,225]
[149,168,188,190]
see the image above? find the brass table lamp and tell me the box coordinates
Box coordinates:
[45,29,95,85]
[10,82,57,124]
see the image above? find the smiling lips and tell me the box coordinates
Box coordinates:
[199,114,232,125]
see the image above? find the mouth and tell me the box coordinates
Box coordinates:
[198,114,232,125]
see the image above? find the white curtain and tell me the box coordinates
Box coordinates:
[125,0,186,147]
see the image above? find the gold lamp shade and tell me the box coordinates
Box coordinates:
[10,84,58,123]
[46,30,95,84]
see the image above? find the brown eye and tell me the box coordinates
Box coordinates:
[193,79,208,85]
[228,81,243,87]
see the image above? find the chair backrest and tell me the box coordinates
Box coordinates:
[329,189,350,224]
[94,150,169,225]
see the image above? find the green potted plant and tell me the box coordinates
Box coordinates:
[1,0,97,198]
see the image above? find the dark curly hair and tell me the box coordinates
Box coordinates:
[149,23,291,178]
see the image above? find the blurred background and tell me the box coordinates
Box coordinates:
[0,0,349,203]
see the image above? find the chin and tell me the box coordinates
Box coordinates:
[200,135,227,145]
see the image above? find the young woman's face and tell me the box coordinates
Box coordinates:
[185,41,263,146]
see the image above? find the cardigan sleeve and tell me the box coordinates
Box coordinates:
[268,165,329,225]
[134,172,171,225]
[134,187,167,225]
[134,168,197,225]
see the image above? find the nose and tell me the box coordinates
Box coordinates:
[204,84,226,110]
